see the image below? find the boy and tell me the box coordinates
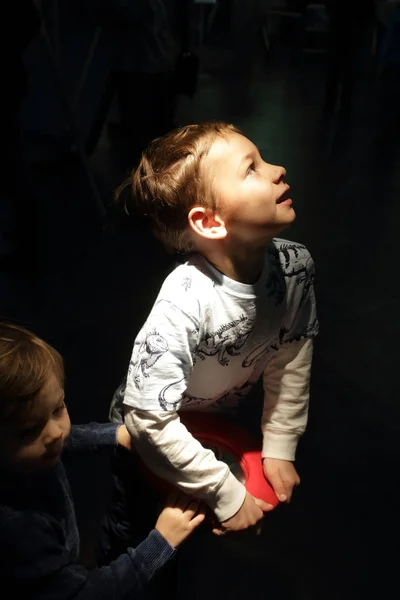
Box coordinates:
[0,322,204,599]
[110,121,318,533]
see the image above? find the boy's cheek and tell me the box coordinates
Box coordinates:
[2,441,45,472]
[63,414,72,440]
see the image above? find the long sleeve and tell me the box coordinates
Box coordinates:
[64,423,119,454]
[120,285,247,523]
[262,338,313,461]
[124,408,246,523]
[0,510,174,600]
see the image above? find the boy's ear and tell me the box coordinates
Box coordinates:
[188,207,227,240]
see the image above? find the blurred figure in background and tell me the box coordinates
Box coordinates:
[0,1,40,275]
[325,0,376,115]
[105,0,195,158]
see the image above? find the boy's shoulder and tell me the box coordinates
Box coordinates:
[269,238,314,278]
[265,239,315,305]
[144,254,215,324]
[271,238,313,260]
[159,254,215,299]
[0,501,49,530]
[0,502,66,579]
[0,501,53,546]
[268,239,318,340]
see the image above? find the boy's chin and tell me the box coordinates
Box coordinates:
[283,206,296,221]
[271,214,296,235]
[24,452,62,473]
[40,450,63,468]
[278,209,296,228]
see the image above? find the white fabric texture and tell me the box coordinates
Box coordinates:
[124,408,247,521]
[262,337,313,460]
[111,238,318,521]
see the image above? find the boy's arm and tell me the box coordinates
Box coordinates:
[261,338,313,502]
[2,513,174,600]
[63,423,120,454]
[262,245,317,461]
[125,408,246,523]
[261,243,318,501]
[262,338,313,461]
[122,294,247,524]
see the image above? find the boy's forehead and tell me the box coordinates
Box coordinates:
[4,377,64,428]
[206,133,256,169]
[0,398,42,433]
[11,395,50,428]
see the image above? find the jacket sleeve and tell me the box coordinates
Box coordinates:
[1,512,174,600]
[63,423,120,454]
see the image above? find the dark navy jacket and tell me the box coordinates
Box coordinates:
[0,423,174,599]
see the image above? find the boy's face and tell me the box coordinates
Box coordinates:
[205,133,295,243]
[0,372,71,473]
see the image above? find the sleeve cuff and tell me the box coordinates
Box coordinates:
[262,430,300,461]
[130,529,175,572]
[97,423,120,448]
[207,472,247,523]
[66,423,120,452]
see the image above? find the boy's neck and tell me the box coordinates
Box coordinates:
[201,240,270,284]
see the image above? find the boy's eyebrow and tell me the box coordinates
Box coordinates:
[238,153,253,171]
[17,392,65,428]
[18,415,46,432]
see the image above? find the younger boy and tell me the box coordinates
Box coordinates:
[110,121,318,533]
[0,322,204,599]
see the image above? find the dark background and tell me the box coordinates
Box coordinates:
[1,1,399,598]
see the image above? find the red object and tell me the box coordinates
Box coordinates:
[141,412,278,508]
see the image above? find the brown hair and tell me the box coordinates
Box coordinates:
[0,322,64,421]
[116,121,242,253]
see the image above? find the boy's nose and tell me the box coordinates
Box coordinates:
[273,166,286,182]
[44,422,64,447]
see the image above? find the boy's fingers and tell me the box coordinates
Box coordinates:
[185,500,202,517]
[165,491,180,507]
[268,471,287,502]
[283,479,298,502]
[175,494,192,511]
[253,497,275,512]
[283,476,299,502]
[189,513,206,529]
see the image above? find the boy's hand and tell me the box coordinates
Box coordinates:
[116,424,133,451]
[213,492,274,535]
[263,458,300,503]
[155,493,206,548]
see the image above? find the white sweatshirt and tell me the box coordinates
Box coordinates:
[110,239,318,522]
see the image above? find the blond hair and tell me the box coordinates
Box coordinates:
[0,322,64,421]
[116,121,242,253]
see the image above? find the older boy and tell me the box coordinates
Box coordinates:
[110,121,318,533]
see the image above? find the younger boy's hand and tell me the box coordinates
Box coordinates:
[213,492,274,535]
[116,424,133,451]
[263,458,300,503]
[155,493,206,548]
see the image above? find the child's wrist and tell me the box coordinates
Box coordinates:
[116,424,133,451]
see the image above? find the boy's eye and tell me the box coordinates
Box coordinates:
[53,403,66,417]
[246,163,256,176]
[19,423,43,441]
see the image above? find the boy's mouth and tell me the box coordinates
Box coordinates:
[276,186,291,204]
[44,450,61,461]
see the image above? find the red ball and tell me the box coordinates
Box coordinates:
[180,412,278,508]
